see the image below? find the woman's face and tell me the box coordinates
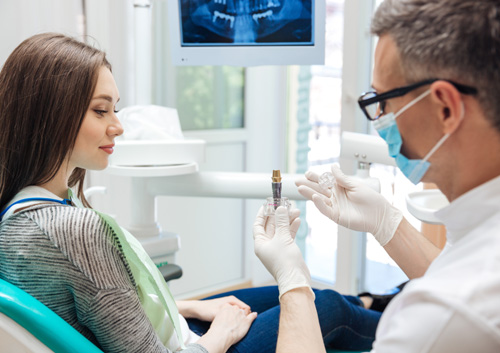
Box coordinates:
[70,66,123,171]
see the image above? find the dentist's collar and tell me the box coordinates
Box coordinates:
[435,175,500,243]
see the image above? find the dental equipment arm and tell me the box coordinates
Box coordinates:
[145,171,305,201]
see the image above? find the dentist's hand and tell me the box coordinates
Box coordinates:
[295,164,403,246]
[253,206,314,299]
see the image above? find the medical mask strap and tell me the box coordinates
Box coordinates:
[421,133,450,163]
[394,90,431,119]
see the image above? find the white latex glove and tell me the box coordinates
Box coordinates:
[253,206,314,299]
[295,164,403,246]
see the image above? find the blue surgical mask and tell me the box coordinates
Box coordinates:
[373,90,451,184]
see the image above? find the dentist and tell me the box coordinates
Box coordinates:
[254,0,500,352]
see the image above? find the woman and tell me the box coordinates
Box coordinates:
[0,33,380,353]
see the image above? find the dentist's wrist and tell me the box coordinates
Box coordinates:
[374,204,403,246]
[276,267,315,300]
[279,283,315,301]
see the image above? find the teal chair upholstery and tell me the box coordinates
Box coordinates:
[0,278,103,353]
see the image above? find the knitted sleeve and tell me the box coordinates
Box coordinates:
[1,205,208,353]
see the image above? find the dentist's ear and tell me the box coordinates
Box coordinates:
[430,80,466,134]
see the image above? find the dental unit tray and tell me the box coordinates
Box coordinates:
[405,189,449,225]
[108,139,206,167]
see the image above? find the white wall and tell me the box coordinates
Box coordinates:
[0,0,82,65]
[0,0,134,107]
[85,0,135,108]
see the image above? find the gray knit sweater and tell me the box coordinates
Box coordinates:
[0,204,208,353]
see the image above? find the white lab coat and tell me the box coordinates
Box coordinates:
[372,175,500,352]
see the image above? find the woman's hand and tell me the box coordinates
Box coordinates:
[196,303,257,353]
[177,296,251,322]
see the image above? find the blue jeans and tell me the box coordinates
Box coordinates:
[187,286,381,353]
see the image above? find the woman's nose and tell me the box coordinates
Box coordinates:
[108,114,124,137]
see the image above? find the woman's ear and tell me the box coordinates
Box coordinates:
[429,81,465,134]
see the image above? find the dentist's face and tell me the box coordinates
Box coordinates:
[70,66,123,171]
[372,34,432,162]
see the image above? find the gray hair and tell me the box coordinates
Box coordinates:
[371,0,500,131]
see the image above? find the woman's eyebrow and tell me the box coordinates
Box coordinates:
[92,94,120,103]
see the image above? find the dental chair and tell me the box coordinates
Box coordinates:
[1,278,364,353]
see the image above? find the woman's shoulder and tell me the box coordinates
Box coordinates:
[23,204,121,250]
[2,204,104,236]
[20,204,135,288]
[12,204,109,249]
[21,204,110,234]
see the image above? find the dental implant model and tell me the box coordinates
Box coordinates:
[264,169,290,216]
[272,170,282,200]
[319,172,336,190]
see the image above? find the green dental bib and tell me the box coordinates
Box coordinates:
[68,191,186,350]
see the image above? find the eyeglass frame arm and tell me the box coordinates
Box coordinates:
[358,78,478,121]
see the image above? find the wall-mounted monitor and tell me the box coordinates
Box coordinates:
[167,0,325,66]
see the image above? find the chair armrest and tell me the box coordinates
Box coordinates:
[159,263,183,282]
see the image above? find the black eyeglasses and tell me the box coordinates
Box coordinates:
[358,78,477,121]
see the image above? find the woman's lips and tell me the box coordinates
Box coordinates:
[99,145,114,154]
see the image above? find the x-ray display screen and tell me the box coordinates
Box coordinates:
[179,0,314,46]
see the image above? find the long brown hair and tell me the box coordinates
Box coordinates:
[0,33,111,210]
